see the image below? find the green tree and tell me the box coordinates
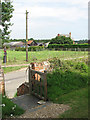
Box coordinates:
[1,0,14,44]
[50,35,73,44]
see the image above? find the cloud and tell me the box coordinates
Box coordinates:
[13,5,87,22]
[13,0,88,8]
[10,0,88,39]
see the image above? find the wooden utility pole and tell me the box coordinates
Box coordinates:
[26,10,29,62]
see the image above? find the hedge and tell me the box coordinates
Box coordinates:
[48,44,89,49]
[15,46,44,51]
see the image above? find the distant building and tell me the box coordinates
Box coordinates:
[57,32,71,38]
[44,42,50,47]
[3,41,25,49]
[27,40,37,46]
[57,32,75,44]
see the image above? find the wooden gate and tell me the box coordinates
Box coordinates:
[28,66,47,101]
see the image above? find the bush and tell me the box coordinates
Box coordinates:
[75,62,88,73]
[48,44,89,50]
[15,46,44,51]
[47,59,88,102]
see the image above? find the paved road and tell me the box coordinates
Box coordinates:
[4,67,28,98]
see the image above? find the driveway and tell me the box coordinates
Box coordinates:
[4,67,28,98]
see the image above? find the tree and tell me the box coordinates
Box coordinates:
[50,35,73,44]
[1,0,14,44]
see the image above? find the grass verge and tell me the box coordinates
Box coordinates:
[2,95,25,118]
[59,87,88,118]
[3,66,28,73]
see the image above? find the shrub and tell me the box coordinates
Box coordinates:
[47,59,88,102]
[75,62,88,73]
[48,44,89,50]
[15,46,44,51]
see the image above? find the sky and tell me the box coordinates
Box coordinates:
[8,0,88,40]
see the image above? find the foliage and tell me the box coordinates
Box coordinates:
[1,1,14,44]
[3,66,28,73]
[76,39,88,44]
[2,95,25,118]
[47,59,88,102]
[9,38,51,43]
[15,46,44,51]
[50,36,73,44]
[48,44,89,50]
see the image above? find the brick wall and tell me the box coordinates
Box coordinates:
[17,82,29,96]
[30,61,50,72]
[30,61,50,81]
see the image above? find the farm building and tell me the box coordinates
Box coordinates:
[27,40,38,46]
[3,41,25,49]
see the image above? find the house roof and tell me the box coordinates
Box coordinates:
[27,40,33,45]
[3,41,24,47]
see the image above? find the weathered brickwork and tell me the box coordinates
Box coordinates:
[17,82,29,96]
[30,61,50,81]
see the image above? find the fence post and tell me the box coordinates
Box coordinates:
[0,66,5,95]
[44,70,47,101]
[28,66,32,94]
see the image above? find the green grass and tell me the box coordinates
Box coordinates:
[2,95,25,118]
[59,87,88,118]
[3,66,28,73]
[1,50,88,65]
[47,59,88,118]
[47,60,88,102]
[2,96,25,118]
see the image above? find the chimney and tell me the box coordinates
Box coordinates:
[69,32,71,37]
[57,34,60,36]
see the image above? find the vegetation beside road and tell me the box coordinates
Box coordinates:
[1,95,25,118]
[47,58,88,118]
[3,66,28,73]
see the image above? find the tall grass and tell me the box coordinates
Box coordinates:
[47,59,88,102]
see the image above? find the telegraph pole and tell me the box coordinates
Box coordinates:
[26,10,29,62]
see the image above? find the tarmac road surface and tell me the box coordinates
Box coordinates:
[4,67,28,98]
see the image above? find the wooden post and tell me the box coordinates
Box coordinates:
[44,70,47,101]
[0,67,5,95]
[26,10,29,62]
[28,66,32,94]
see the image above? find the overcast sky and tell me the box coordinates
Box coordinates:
[9,0,88,40]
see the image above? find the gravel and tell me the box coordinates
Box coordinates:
[19,103,70,118]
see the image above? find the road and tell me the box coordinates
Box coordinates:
[4,67,28,98]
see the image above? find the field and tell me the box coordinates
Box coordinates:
[1,50,88,65]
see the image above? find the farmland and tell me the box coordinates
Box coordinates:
[1,50,88,65]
